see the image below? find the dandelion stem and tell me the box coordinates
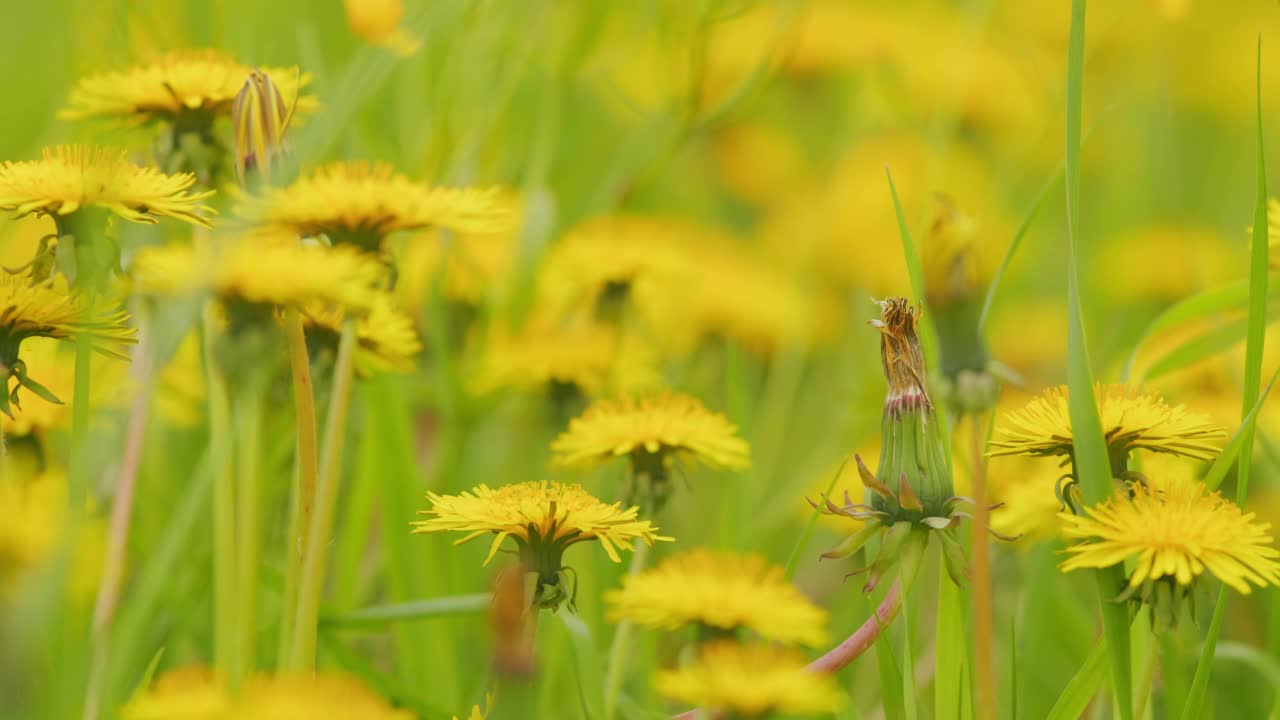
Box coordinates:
[203,304,239,685]
[289,316,359,671]
[70,333,92,510]
[807,580,903,673]
[969,415,996,720]
[603,539,651,720]
[277,308,319,666]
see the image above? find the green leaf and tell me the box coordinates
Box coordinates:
[1045,640,1108,720]
[1139,316,1253,382]
[1063,1,1132,716]
[319,594,492,630]
[784,455,849,580]
[935,562,970,720]
[1121,280,1248,380]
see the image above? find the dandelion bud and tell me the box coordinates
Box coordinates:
[231,69,293,184]
[343,0,420,57]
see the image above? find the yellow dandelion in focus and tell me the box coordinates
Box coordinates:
[988,384,1225,462]
[1060,480,1280,595]
[413,481,670,565]
[240,162,508,250]
[605,548,827,646]
[303,293,422,375]
[120,666,229,720]
[654,641,843,718]
[132,236,382,314]
[0,146,214,228]
[61,50,315,127]
[551,391,750,472]
[233,673,414,720]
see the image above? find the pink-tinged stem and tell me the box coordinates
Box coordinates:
[670,581,903,720]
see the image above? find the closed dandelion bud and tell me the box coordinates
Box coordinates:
[922,195,997,416]
[232,69,293,184]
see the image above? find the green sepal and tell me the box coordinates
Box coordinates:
[936,528,970,587]
[821,523,882,561]
[897,529,929,596]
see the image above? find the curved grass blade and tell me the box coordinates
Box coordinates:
[319,594,492,630]
[1203,364,1280,492]
[1045,641,1108,720]
[783,455,849,581]
[979,162,1062,334]
[1120,280,1249,380]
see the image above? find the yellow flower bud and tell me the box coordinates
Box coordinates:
[231,69,293,184]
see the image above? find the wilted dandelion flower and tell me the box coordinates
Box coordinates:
[303,293,422,375]
[119,666,229,720]
[1061,479,1280,627]
[239,162,508,251]
[412,481,670,610]
[0,274,136,416]
[60,50,315,128]
[988,384,1226,464]
[133,236,383,316]
[605,548,827,647]
[0,146,214,228]
[653,641,844,718]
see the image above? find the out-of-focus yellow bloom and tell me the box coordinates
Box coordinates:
[0,470,104,600]
[986,300,1066,383]
[303,293,422,375]
[922,195,989,307]
[654,641,843,718]
[989,384,1225,462]
[233,673,416,720]
[711,123,811,205]
[0,146,214,228]
[120,666,229,720]
[1061,479,1280,595]
[133,236,382,314]
[605,548,827,646]
[1,337,126,436]
[412,480,671,565]
[61,50,315,127]
[394,193,522,309]
[153,331,206,429]
[470,315,661,397]
[239,162,508,251]
[343,0,420,57]
[551,391,749,471]
[1095,225,1237,302]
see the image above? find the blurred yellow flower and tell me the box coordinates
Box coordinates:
[60,50,315,127]
[233,673,415,720]
[120,666,229,720]
[711,123,811,205]
[394,193,522,308]
[1061,480,1280,595]
[654,641,843,717]
[133,236,382,314]
[1094,225,1237,303]
[605,548,827,646]
[412,480,670,565]
[986,300,1066,383]
[303,293,422,375]
[0,470,104,601]
[989,384,1225,462]
[551,391,749,471]
[0,146,214,227]
[344,0,420,57]
[153,331,207,429]
[2,336,126,436]
[240,162,508,250]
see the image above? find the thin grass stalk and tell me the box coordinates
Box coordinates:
[203,305,238,684]
[603,539,651,720]
[289,316,359,670]
[968,415,995,720]
[235,382,265,678]
[277,308,319,665]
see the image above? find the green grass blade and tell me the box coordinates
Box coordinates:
[1120,280,1250,380]
[783,455,849,581]
[1045,641,1109,720]
[1139,317,1253,382]
[1186,32,1269,720]
[872,590,907,720]
[1063,2,1133,717]
[319,594,492,630]
[979,161,1063,333]
[935,569,968,720]
[903,592,919,720]
[1202,364,1280,491]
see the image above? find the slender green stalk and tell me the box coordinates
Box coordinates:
[277,308,319,667]
[602,539,651,720]
[289,317,359,671]
[70,333,93,509]
[203,306,238,684]
[968,416,995,720]
[235,383,265,678]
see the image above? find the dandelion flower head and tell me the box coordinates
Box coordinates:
[303,293,422,375]
[653,641,844,718]
[605,548,828,646]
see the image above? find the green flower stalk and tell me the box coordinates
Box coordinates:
[813,298,1011,593]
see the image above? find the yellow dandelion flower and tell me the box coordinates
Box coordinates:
[120,666,230,720]
[132,236,382,314]
[344,0,420,57]
[605,548,828,646]
[153,331,207,428]
[551,391,750,472]
[2,336,127,436]
[654,641,844,718]
[0,146,214,227]
[61,49,315,127]
[413,481,670,565]
[303,293,422,375]
[233,673,414,720]
[988,384,1226,462]
[1060,480,1280,595]
[239,161,508,250]
[0,470,104,600]
[394,192,522,308]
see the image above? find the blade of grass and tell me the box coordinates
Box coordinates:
[1063,2,1132,717]
[1202,364,1280,492]
[903,590,919,720]
[979,162,1062,333]
[319,594,492,630]
[560,612,605,720]
[872,590,907,720]
[1186,33,1269,720]
[935,568,968,720]
[1045,641,1109,720]
[782,455,849,581]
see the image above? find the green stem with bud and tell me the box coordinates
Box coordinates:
[289,317,359,671]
